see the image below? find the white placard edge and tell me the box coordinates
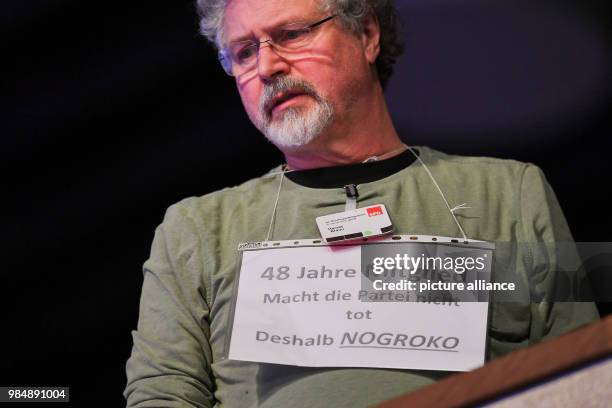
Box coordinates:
[238,234,495,251]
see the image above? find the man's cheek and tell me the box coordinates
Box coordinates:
[244,101,265,129]
[238,92,261,122]
[244,106,260,126]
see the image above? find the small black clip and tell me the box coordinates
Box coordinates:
[344,184,359,198]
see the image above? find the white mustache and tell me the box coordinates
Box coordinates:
[259,76,320,120]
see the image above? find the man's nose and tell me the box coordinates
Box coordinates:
[257,42,290,82]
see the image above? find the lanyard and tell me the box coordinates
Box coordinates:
[265,146,469,242]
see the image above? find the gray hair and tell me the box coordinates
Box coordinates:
[196,0,404,88]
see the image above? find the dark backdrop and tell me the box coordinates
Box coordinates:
[3,0,610,406]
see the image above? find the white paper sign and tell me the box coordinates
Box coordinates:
[228,237,492,372]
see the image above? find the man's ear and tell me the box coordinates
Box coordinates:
[361,11,381,64]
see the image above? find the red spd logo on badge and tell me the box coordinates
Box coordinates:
[367,206,383,217]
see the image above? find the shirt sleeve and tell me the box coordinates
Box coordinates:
[124,204,215,407]
[519,164,599,344]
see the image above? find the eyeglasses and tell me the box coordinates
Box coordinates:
[218,15,337,77]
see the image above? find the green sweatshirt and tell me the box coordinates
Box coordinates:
[124,146,598,407]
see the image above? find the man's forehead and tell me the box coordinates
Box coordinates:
[224,0,322,43]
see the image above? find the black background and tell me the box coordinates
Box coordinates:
[3,0,610,406]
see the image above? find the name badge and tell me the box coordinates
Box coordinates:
[315,204,394,243]
[226,236,494,372]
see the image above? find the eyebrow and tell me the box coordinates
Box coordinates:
[226,15,311,45]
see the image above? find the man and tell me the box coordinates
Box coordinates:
[124,0,598,406]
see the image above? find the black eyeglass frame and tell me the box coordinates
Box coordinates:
[218,14,338,77]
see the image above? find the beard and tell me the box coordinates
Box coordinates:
[255,76,334,149]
